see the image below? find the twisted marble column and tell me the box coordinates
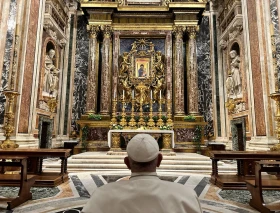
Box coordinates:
[186,26,199,115]
[173,26,185,115]
[100,25,112,115]
[86,25,100,114]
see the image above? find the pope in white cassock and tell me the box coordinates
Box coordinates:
[82,134,202,213]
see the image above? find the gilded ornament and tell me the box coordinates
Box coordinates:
[225,98,235,113]
[162,133,172,149]
[87,25,100,38]
[172,26,184,38]
[186,26,199,39]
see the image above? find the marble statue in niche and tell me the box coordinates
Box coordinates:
[226,50,242,98]
[43,49,60,97]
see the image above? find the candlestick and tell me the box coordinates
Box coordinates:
[15,24,20,36]
[160,90,162,99]
[114,90,116,99]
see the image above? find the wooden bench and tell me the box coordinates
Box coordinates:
[0,156,36,210]
[0,148,71,187]
[210,151,280,189]
[246,161,280,213]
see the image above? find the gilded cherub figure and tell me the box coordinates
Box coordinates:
[119,52,130,76]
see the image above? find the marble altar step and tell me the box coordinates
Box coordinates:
[43,152,237,174]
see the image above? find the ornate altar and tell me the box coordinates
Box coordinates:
[113,39,172,129]
[75,0,208,154]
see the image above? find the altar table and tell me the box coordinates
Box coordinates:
[108,129,175,148]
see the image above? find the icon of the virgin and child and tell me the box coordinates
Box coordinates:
[138,64,147,77]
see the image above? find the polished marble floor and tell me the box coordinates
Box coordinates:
[1,171,275,213]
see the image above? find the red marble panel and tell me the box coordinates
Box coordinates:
[259,2,273,135]
[247,0,266,136]
[18,0,39,133]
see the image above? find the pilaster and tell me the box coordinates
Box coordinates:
[100,25,112,115]
[172,25,185,115]
[186,25,200,115]
[86,25,100,114]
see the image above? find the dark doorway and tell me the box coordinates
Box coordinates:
[231,118,246,151]
[40,122,50,148]
[39,117,53,149]
[236,123,244,151]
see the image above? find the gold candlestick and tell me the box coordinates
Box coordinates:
[138,96,145,127]
[1,28,21,149]
[129,98,137,128]
[166,98,173,128]
[110,98,117,127]
[147,96,155,128]
[119,98,127,127]
[1,91,20,149]
[157,97,164,127]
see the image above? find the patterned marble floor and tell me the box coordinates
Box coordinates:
[1,172,276,213]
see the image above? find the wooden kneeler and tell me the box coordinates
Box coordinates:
[0,156,36,210]
[246,161,280,213]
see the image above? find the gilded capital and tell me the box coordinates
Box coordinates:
[186,26,199,39]
[101,25,113,38]
[172,26,185,38]
[87,25,100,38]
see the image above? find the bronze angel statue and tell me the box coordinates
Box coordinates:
[154,51,165,76]
[119,52,130,76]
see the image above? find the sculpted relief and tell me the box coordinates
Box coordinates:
[43,48,60,97]
[226,49,242,99]
[225,44,246,114]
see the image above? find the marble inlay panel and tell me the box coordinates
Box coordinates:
[270,0,279,34]
[0,186,60,200]
[0,0,16,124]
[196,16,213,138]
[72,16,89,130]
[18,0,39,133]
[87,127,109,141]
[247,0,266,135]
[219,189,280,204]
[175,128,195,142]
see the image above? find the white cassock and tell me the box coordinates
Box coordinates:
[82,172,203,213]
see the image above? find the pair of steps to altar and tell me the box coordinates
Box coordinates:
[42,152,237,174]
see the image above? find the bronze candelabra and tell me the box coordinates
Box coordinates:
[128,98,137,128]
[110,97,117,127]
[166,98,173,128]
[147,93,155,128]
[157,97,164,127]
[119,97,127,127]
[1,91,20,149]
[1,26,20,149]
